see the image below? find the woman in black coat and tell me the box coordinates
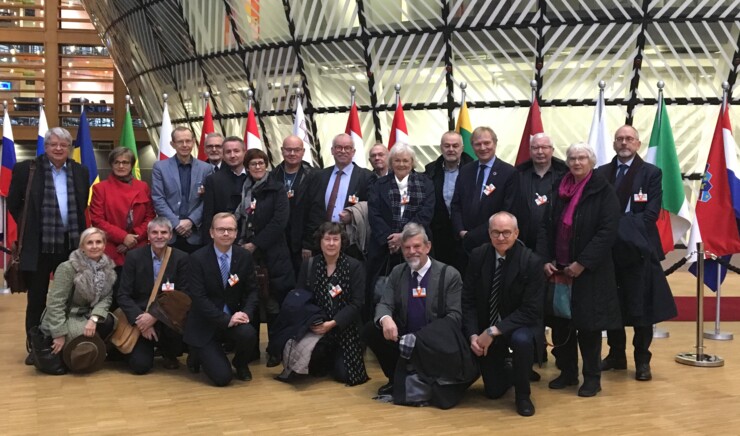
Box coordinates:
[236,149,296,365]
[537,142,621,398]
[366,143,435,317]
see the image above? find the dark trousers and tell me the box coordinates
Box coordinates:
[308,336,348,382]
[551,321,601,382]
[24,251,69,340]
[479,327,534,400]
[606,326,653,364]
[190,323,257,387]
[362,321,399,382]
[127,323,183,375]
[171,238,201,254]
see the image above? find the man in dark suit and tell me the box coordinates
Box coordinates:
[596,125,675,381]
[451,126,516,265]
[363,223,468,407]
[7,127,89,365]
[151,126,213,253]
[201,136,247,243]
[184,212,259,386]
[272,134,314,276]
[463,212,544,417]
[117,217,190,374]
[203,132,224,171]
[424,131,473,270]
[302,133,374,257]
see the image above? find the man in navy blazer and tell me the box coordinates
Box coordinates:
[450,126,516,260]
[151,126,213,253]
[302,133,374,256]
[184,213,259,386]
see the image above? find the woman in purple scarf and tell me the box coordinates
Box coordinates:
[537,143,621,398]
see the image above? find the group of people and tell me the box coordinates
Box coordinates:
[9,122,676,417]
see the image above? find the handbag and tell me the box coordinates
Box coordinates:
[546,271,572,319]
[28,326,67,375]
[110,247,172,353]
[5,161,36,293]
[149,289,191,334]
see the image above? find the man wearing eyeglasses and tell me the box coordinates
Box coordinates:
[510,133,568,250]
[272,135,314,276]
[151,126,213,253]
[201,136,248,244]
[462,212,545,417]
[203,132,224,171]
[303,133,374,258]
[595,125,676,382]
[185,212,259,386]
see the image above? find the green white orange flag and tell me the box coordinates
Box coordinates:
[644,98,691,254]
[119,105,141,179]
[455,99,474,159]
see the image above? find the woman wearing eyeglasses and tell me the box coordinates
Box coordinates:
[235,148,296,367]
[537,142,621,398]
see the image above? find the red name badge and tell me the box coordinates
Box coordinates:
[400,194,410,205]
[287,189,294,198]
[483,184,496,196]
[348,194,359,204]
[162,281,175,291]
[228,274,239,287]
[634,189,648,203]
[535,193,548,206]
[413,286,427,298]
[329,285,343,298]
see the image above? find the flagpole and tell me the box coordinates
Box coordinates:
[460,81,467,106]
[349,85,356,107]
[703,81,734,342]
[676,242,724,367]
[246,89,252,113]
[530,79,537,102]
[395,83,401,107]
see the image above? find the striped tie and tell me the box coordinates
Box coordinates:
[219,253,229,287]
[489,257,504,325]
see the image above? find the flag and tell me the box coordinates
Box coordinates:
[1,107,17,250]
[37,105,48,157]
[588,89,613,166]
[455,99,474,159]
[293,96,312,165]
[515,99,544,165]
[644,99,690,254]
[688,256,730,293]
[687,102,740,291]
[74,111,99,203]
[388,98,408,149]
[158,101,175,160]
[244,106,263,151]
[198,102,214,161]
[346,102,366,168]
[119,106,141,179]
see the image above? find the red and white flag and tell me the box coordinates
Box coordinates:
[158,100,175,160]
[515,99,544,165]
[244,106,263,150]
[197,102,214,161]
[345,101,366,168]
[388,98,408,149]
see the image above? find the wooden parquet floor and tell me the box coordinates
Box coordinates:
[2,279,740,435]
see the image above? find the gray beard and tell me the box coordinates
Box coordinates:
[405,258,421,270]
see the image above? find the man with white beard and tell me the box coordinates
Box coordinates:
[363,223,476,409]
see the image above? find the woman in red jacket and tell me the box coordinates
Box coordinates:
[89,147,155,284]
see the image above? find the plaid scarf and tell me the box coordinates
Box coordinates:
[389,172,425,233]
[41,159,80,253]
[313,253,368,386]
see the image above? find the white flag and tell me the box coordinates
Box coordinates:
[588,88,613,166]
[293,97,312,165]
[158,101,175,160]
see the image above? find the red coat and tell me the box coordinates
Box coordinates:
[89,176,155,266]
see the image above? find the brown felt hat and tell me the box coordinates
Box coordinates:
[62,334,106,373]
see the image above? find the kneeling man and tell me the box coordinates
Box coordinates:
[184,212,259,386]
[462,212,544,417]
[364,222,476,409]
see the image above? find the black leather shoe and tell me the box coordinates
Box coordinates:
[162,357,180,370]
[529,369,541,382]
[377,382,394,396]
[515,398,535,417]
[600,356,627,371]
[266,354,281,368]
[25,352,34,366]
[186,354,200,374]
[635,363,652,381]
[577,380,602,397]
[548,373,578,389]
[235,366,253,381]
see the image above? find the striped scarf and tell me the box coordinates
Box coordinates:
[389,172,425,233]
[41,159,80,253]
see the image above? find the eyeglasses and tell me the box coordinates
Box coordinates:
[530,146,553,152]
[615,136,637,143]
[282,148,303,155]
[490,230,513,239]
[333,146,354,152]
[249,161,266,168]
[113,160,132,166]
[205,144,222,150]
[567,155,590,163]
[213,227,237,234]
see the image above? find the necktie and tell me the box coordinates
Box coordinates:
[326,169,344,221]
[412,271,419,285]
[219,253,229,287]
[489,258,504,325]
[614,164,628,189]
[476,164,487,199]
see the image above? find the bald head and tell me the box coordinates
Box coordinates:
[281,134,305,167]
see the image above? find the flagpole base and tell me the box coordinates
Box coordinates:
[653,328,670,339]
[675,352,724,367]
[703,331,733,341]
[0,287,10,295]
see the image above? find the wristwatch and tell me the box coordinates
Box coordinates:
[486,326,496,337]
[90,315,100,323]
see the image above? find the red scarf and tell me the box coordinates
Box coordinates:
[555,171,592,265]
